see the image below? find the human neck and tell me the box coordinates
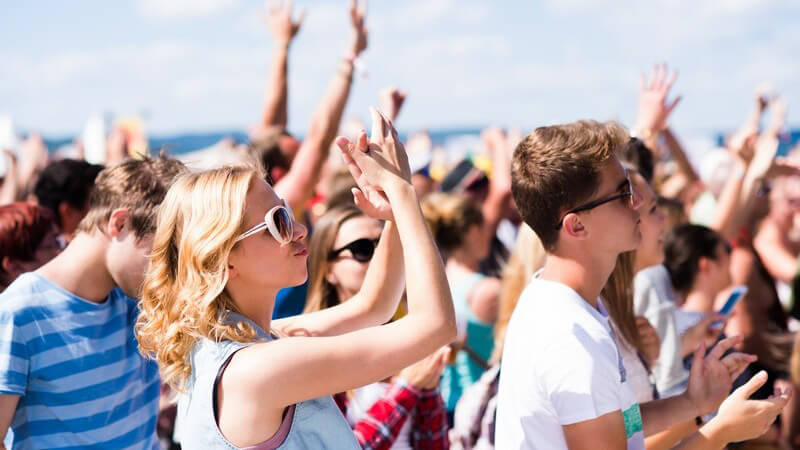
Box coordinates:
[682,288,716,314]
[447,248,480,273]
[634,256,661,274]
[229,285,279,333]
[36,232,115,303]
[539,248,618,309]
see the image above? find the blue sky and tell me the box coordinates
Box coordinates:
[1,0,798,137]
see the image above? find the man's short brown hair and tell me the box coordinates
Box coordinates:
[76,155,187,239]
[511,120,629,250]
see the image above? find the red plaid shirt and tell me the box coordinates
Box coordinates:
[334,379,449,450]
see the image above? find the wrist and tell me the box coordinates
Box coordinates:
[700,416,734,447]
[273,40,291,51]
[343,51,357,64]
[680,391,704,419]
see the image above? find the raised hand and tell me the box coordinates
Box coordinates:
[635,316,660,366]
[378,87,406,122]
[0,150,19,204]
[267,0,304,47]
[348,0,368,57]
[684,335,758,417]
[397,346,451,390]
[713,371,792,443]
[635,64,681,135]
[336,108,411,220]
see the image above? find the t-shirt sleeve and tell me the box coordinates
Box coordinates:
[541,333,624,425]
[0,311,30,396]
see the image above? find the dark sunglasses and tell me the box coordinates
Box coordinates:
[556,176,635,230]
[329,238,379,263]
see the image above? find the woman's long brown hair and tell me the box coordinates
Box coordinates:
[304,204,365,313]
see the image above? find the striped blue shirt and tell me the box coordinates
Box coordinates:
[0,273,160,449]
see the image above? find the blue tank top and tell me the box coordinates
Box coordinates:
[175,311,360,449]
[441,272,495,412]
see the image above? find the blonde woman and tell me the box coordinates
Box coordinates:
[136,110,456,449]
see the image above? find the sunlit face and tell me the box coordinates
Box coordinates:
[633,173,666,270]
[572,158,643,254]
[327,216,382,302]
[228,180,309,292]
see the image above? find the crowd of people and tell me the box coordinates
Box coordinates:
[1,1,800,449]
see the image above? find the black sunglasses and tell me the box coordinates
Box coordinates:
[329,238,379,263]
[555,177,635,230]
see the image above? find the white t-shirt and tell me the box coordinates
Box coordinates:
[496,278,645,450]
[633,265,689,396]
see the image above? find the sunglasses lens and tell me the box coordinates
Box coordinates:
[349,239,376,263]
[272,208,293,242]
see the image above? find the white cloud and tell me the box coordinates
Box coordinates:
[137,0,238,20]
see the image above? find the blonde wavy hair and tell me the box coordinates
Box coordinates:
[136,166,262,390]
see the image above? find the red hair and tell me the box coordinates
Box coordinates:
[0,202,56,283]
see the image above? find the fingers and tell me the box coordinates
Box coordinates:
[689,341,706,382]
[721,352,758,379]
[735,370,769,399]
[295,8,307,25]
[666,95,682,115]
[358,0,368,18]
[356,130,368,153]
[707,335,743,362]
[351,187,366,209]
[377,109,396,140]
[369,107,384,143]
[336,136,365,182]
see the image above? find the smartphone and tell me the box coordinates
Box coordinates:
[711,286,748,329]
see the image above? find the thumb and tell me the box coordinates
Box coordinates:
[351,187,367,208]
[735,370,769,399]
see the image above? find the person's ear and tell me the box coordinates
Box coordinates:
[698,256,711,274]
[562,213,587,239]
[227,263,238,281]
[2,256,12,274]
[326,272,338,285]
[106,208,130,239]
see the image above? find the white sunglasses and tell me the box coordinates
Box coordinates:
[236,200,295,245]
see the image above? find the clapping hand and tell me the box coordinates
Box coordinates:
[684,335,757,417]
[713,370,792,443]
[635,316,661,367]
[336,108,411,221]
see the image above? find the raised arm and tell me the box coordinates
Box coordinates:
[274,0,368,214]
[259,0,304,129]
[274,110,409,336]
[480,127,513,240]
[0,151,19,204]
[231,109,455,411]
[634,65,680,151]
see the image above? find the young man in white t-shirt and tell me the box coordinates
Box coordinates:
[496,120,791,449]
